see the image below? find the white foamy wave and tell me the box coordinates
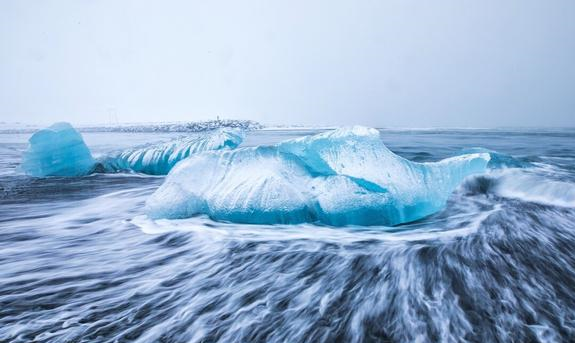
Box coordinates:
[493,171,575,208]
[131,204,501,243]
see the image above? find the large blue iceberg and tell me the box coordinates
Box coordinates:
[146,126,493,226]
[22,123,244,176]
[21,122,96,177]
[100,129,243,175]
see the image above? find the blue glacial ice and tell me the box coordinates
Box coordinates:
[100,129,244,175]
[146,126,493,226]
[21,122,96,177]
[21,123,244,177]
[459,147,530,168]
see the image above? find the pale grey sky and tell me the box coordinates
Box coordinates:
[1,0,574,127]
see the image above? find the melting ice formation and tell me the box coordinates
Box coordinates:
[23,123,520,226]
[21,122,243,176]
[146,126,495,226]
[21,122,96,177]
[100,129,243,175]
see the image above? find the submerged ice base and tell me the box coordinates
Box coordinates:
[146,126,492,226]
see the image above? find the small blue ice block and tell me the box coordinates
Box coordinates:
[21,122,96,177]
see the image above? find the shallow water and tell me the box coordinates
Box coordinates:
[1,128,575,342]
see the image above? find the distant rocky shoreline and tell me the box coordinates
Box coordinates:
[0,119,263,134]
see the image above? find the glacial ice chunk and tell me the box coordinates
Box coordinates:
[21,123,244,177]
[146,126,492,226]
[21,122,96,177]
[101,129,244,175]
[459,147,529,168]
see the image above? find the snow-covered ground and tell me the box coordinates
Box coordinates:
[0,119,263,133]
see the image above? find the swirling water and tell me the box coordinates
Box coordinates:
[1,128,575,343]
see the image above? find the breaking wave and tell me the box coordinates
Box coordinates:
[3,126,575,342]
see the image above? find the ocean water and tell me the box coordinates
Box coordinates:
[1,128,575,343]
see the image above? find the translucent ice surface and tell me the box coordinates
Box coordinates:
[21,124,244,176]
[101,129,244,175]
[146,126,492,226]
[21,122,96,177]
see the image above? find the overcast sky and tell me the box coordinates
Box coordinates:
[1,0,574,127]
